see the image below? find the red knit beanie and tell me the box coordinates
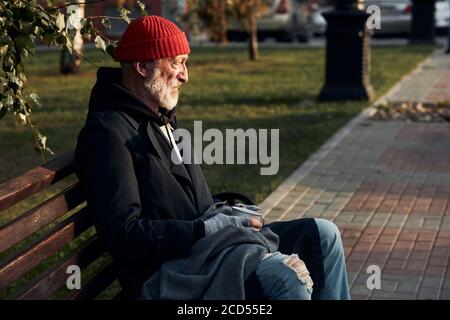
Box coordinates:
[113,15,190,62]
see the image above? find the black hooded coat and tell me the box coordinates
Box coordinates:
[75,67,325,299]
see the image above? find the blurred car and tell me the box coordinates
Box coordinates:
[311,4,330,35]
[227,0,316,42]
[365,0,412,35]
[435,0,450,32]
[313,0,449,36]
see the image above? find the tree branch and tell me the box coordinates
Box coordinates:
[71,49,100,68]
[25,115,46,163]
[19,0,51,20]
[55,0,107,10]
[93,29,115,42]
[85,15,128,20]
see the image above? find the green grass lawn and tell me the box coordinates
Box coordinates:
[0,44,435,299]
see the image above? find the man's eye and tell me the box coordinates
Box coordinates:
[171,59,187,68]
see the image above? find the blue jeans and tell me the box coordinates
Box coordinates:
[255,219,350,300]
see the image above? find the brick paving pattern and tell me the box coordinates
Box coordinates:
[388,50,450,103]
[260,50,450,300]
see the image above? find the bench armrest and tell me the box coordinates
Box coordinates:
[212,192,256,206]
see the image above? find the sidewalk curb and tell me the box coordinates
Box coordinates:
[384,48,446,104]
[260,48,442,216]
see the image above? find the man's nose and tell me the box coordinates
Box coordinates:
[178,65,188,83]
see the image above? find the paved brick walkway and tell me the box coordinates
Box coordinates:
[388,49,450,103]
[260,49,450,300]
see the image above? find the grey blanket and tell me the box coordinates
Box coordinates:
[140,226,279,300]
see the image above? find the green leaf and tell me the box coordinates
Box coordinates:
[37,132,46,148]
[0,77,7,91]
[95,35,106,53]
[101,17,111,30]
[0,33,11,46]
[6,72,23,88]
[0,45,8,57]
[67,28,78,42]
[55,34,68,46]
[33,26,44,36]
[15,35,35,51]
[21,48,29,59]
[2,93,14,108]
[21,21,35,35]
[19,72,27,84]
[80,19,94,41]
[14,110,27,126]
[42,32,55,46]
[29,93,41,107]
[136,1,148,16]
[3,56,14,70]
[55,12,65,32]
[39,13,50,28]
[118,6,131,24]
[0,102,7,120]
[36,132,55,155]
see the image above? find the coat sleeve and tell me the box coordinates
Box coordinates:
[74,119,202,264]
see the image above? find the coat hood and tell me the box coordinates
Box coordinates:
[88,67,176,126]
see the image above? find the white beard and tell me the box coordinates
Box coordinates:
[144,67,180,111]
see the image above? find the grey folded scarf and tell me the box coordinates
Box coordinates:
[141,225,279,300]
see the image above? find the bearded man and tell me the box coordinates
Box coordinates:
[75,16,350,300]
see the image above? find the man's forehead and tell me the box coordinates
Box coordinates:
[173,54,189,60]
[145,54,188,65]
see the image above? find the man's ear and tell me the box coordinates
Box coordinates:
[133,61,147,77]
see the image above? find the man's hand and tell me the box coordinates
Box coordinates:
[249,217,263,231]
[203,213,253,237]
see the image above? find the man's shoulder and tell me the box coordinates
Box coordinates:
[85,109,128,127]
[83,110,138,135]
[74,110,141,151]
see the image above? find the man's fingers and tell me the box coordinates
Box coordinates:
[249,218,263,229]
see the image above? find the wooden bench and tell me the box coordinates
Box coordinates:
[0,151,254,300]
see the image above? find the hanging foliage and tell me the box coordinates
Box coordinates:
[0,0,146,160]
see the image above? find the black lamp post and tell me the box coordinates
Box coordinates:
[410,0,436,44]
[318,0,374,101]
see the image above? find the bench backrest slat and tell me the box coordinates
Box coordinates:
[10,236,104,300]
[0,150,125,299]
[0,207,91,292]
[0,151,75,211]
[0,184,85,254]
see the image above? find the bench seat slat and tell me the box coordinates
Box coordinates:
[0,151,75,211]
[0,184,85,254]
[0,207,92,292]
[10,236,104,300]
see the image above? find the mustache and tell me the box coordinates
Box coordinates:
[172,81,182,89]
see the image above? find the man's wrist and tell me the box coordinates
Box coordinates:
[192,220,205,244]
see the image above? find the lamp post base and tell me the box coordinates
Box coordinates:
[318,10,374,102]
[319,85,374,101]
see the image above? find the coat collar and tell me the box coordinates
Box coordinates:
[146,120,194,189]
[116,109,195,202]
[117,110,140,130]
[117,110,190,179]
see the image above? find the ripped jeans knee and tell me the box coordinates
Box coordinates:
[255,252,313,300]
